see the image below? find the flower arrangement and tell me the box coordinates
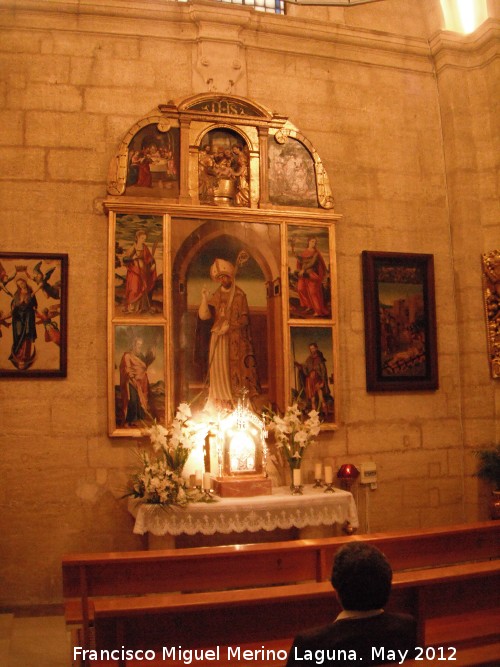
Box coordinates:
[127,403,202,507]
[265,404,321,478]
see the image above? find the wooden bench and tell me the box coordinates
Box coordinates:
[398,641,500,666]
[62,520,500,652]
[87,559,500,667]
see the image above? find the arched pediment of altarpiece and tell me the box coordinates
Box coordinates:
[106,93,335,211]
[104,94,342,439]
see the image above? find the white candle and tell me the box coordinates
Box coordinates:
[203,472,211,490]
[293,468,301,487]
[314,462,322,479]
[324,466,333,484]
[195,469,202,486]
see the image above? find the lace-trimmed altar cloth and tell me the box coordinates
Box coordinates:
[129,486,359,536]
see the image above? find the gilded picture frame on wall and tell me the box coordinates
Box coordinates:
[362,250,438,392]
[0,252,68,378]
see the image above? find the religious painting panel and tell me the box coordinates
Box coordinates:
[124,124,179,199]
[481,250,500,378]
[0,252,68,378]
[268,136,318,207]
[110,323,166,437]
[289,325,336,425]
[198,128,250,207]
[362,251,438,392]
[171,218,282,417]
[287,225,332,320]
[112,213,164,318]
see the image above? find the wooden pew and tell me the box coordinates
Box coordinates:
[62,521,500,653]
[88,559,500,667]
[398,642,500,666]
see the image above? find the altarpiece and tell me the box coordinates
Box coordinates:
[104,94,341,447]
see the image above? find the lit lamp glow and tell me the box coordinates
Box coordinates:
[229,430,256,473]
[211,390,271,497]
[337,463,360,491]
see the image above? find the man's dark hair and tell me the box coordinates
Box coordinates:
[330,543,392,611]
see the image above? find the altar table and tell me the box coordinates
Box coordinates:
[129,485,359,548]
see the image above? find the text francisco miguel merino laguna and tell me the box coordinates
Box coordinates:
[74,645,415,664]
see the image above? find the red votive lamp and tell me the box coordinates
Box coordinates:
[337,463,360,491]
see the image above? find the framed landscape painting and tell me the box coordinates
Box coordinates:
[0,252,68,378]
[362,251,438,392]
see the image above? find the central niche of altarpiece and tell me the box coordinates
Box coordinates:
[105,94,341,438]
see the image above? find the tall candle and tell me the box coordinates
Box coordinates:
[293,468,301,487]
[324,466,333,484]
[203,472,211,490]
[314,462,322,479]
[195,469,202,486]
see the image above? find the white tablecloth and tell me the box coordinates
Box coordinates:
[129,485,359,537]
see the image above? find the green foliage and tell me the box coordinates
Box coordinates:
[474,445,500,490]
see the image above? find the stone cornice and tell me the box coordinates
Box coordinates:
[429,18,500,73]
[1,0,434,74]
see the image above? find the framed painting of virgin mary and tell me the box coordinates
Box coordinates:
[0,252,68,378]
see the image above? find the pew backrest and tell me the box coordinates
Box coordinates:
[91,559,500,667]
[62,521,500,653]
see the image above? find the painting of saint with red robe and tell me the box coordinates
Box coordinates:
[113,214,164,317]
[112,324,165,435]
[287,225,332,320]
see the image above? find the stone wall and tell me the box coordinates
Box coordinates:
[0,0,498,606]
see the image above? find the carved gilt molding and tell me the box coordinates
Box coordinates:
[106,93,336,213]
[482,250,500,379]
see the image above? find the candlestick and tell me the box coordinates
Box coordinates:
[324,465,335,492]
[291,467,303,495]
[203,472,211,491]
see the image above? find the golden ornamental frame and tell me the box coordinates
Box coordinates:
[105,94,341,437]
[481,250,500,379]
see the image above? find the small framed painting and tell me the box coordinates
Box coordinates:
[112,213,164,318]
[289,325,336,425]
[0,252,68,378]
[110,324,166,437]
[287,225,332,320]
[362,251,438,392]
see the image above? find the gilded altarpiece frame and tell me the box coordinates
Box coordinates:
[105,94,341,437]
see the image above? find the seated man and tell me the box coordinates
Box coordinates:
[286,543,417,666]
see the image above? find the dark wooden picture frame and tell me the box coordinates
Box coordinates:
[0,252,68,378]
[362,251,438,392]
